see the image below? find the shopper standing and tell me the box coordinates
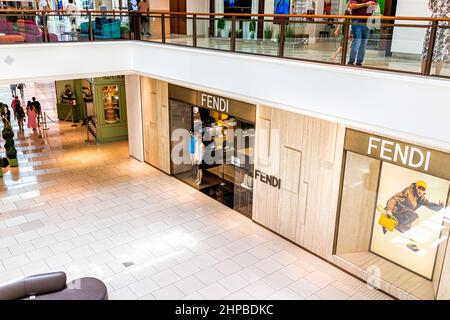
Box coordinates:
[26,102,38,132]
[38,0,51,27]
[9,84,17,97]
[138,0,151,37]
[17,83,25,98]
[347,0,378,66]
[421,0,450,75]
[65,0,78,32]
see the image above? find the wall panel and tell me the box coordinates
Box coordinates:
[141,76,171,174]
[254,105,345,257]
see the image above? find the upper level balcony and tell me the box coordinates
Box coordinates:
[0,9,449,78]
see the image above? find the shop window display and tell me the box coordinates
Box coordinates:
[102,85,120,124]
[335,129,450,297]
[169,97,255,218]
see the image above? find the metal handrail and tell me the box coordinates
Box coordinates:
[0,10,448,78]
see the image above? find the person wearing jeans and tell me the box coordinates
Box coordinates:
[348,0,378,66]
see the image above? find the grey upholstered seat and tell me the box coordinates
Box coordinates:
[0,272,108,300]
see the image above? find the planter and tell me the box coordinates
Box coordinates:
[9,158,18,167]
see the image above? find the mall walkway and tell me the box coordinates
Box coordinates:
[0,83,391,300]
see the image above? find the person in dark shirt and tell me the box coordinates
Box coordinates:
[31,97,42,127]
[348,0,378,66]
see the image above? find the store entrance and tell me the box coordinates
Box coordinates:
[169,89,255,218]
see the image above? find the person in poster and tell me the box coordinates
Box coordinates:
[274,0,290,14]
[381,180,445,250]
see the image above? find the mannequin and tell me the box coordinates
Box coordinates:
[421,0,450,75]
[194,138,205,186]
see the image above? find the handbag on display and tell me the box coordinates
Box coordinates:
[377,205,398,232]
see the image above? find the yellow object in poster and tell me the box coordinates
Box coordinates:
[377,205,398,232]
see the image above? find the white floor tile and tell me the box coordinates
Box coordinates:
[21,260,50,276]
[304,270,335,289]
[151,269,181,288]
[254,257,284,274]
[219,274,249,292]
[316,285,350,300]
[214,260,242,276]
[262,272,293,291]
[152,284,185,300]
[109,287,138,300]
[27,247,54,262]
[243,280,276,299]
[288,278,321,299]
[171,261,201,279]
[4,254,30,269]
[174,276,206,295]
[50,240,76,254]
[195,267,226,286]
[128,277,160,298]
[199,283,231,300]
[45,252,73,268]
[107,272,137,290]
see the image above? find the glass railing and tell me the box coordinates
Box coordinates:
[0,10,449,78]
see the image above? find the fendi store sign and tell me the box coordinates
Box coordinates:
[345,129,450,180]
[169,84,256,123]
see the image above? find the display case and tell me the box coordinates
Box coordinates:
[102,85,120,124]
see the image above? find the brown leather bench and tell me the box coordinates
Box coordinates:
[0,272,108,300]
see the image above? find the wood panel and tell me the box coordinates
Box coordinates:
[141,77,170,174]
[253,105,345,258]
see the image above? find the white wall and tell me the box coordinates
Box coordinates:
[0,41,449,152]
[391,0,430,55]
[125,74,144,161]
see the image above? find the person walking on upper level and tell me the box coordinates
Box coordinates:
[421,0,450,75]
[65,0,78,32]
[347,0,378,66]
[17,83,25,98]
[138,0,151,37]
[10,84,17,97]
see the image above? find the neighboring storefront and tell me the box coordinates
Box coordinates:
[334,129,450,300]
[55,76,128,143]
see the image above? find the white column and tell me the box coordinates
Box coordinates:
[125,74,144,162]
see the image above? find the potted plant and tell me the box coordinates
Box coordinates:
[2,127,13,140]
[6,146,18,167]
[120,25,130,39]
[217,18,225,37]
[249,19,256,39]
[264,25,273,40]
[285,25,295,42]
[4,137,14,150]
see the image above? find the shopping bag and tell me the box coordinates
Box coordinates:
[367,4,381,30]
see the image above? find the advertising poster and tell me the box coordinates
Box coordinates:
[274,0,290,14]
[370,162,449,279]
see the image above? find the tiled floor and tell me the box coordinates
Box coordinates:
[0,83,391,300]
